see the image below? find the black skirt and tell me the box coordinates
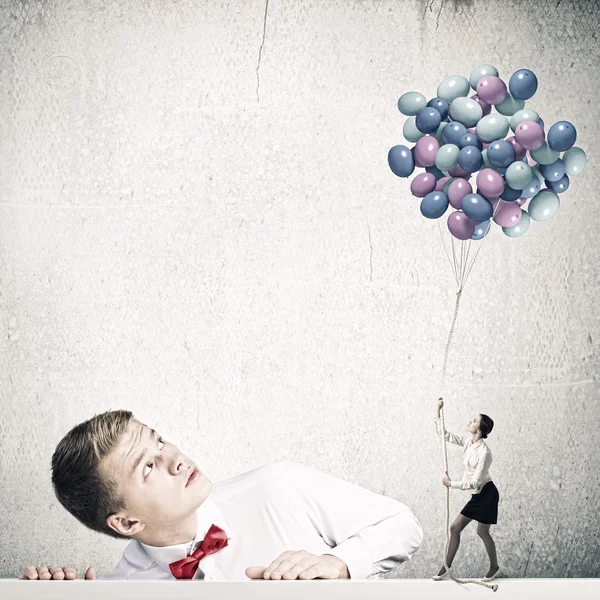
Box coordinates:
[460,481,499,524]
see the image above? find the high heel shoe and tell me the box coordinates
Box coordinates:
[482,566,501,582]
[432,567,449,581]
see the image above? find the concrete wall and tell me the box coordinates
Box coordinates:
[1,0,598,579]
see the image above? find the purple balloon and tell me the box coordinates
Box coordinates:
[477,187,499,202]
[476,168,505,198]
[410,172,437,197]
[435,176,452,191]
[526,151,537,167]
[414,135,440,167]
[515,120,545,151]
[448,164,471,178]
[506,135,526,161]
[492,199,523,227]
[448,178,473,209]
[448,211,476,240]
[476,76,508,105]
[470,93,492,117]
[516,197,527,206]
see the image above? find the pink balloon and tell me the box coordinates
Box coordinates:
[526,151,537,167]
[492,200,523,227]
[410,172,437,198]
[411,147,425,168]
[435,176,452,191]
[470,94,492,117]
[515,120,545,151]
[414,135,440,167]
[476,168,505,198]
[517,197,528,206]
[476,76,507,105]
[448,178,473,209]
[448,211,476,240]
[448,164,471,178]
[506,135,526,161]
[477,187,499,202]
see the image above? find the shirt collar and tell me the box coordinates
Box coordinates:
[140,494,232,574]
[469,438,485,450]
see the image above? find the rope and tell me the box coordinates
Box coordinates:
[433,197,507,591]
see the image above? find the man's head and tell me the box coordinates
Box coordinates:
[51,410,212,543]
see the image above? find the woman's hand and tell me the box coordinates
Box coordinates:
[437,398,444,413]
[442,472,452,488]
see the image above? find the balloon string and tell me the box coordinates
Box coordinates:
[438,287,498,592]
[438,219,459,286]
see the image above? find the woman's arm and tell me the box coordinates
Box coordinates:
[433,400,466,446]
[450,447,492,491]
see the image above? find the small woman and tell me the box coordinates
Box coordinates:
[432,398,500,582]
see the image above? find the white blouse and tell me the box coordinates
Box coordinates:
[98,460,423,581]
[434,417,493,494]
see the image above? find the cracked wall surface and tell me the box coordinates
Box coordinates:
[1,0,599,580]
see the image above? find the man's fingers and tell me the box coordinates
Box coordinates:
[269,551,309,580]
[61,566,76,580]
[48,566,65,580]
[19,566,36,580]
[37,567,52,580]
[245,566,267,579]
[284,556,320,580]
[85,567,96,580]
[264,550,295,579]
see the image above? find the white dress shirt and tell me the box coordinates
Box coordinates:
[98,459,423,581]
[434,417,493,494]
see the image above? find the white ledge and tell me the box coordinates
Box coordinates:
[1,579,599,600]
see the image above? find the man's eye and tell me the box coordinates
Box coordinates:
[143,439,166,477]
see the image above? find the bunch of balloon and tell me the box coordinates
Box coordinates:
[388,65,587,591]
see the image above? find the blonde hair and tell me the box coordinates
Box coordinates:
[51,409,135,540]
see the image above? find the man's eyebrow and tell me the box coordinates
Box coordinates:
[130,428,158,475]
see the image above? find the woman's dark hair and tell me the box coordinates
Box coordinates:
[479,414,494,439]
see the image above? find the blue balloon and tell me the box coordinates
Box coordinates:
[427,97,449,121]
[521,174,541,198]
[420,191,449,219]
[426,165,446,180]
[509,69,538,101]
[500,183,522,201]
[546,173,570,193]
[547,121,577,152]
[472,219,491,240]
[487,140,516,168]
[441,121,468,146]
[462,193,494,222]
[539,158,566,182]
[458,146,483,173]
[388,145,415,178]
[415,107,442,134]
[459,133,483,150]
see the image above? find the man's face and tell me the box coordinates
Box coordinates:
[102,419,212,537]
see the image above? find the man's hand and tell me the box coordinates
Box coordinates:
[18,566,96,580]
[442,472,452,488]
[245,550,349,580]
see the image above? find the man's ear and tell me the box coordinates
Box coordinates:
[106,513,145,537]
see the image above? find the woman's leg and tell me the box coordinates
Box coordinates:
[476,523,499,577]
[437,514,472,575]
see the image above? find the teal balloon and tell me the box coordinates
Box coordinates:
[510,108,541,132]
[530,141,559,165]
[469,64,499,90]
[495,92,525,116]
[563,146,587,176]
[476,114,510,142]
[398,91,427,116]
[449,97,483,127]
[505,161,533,190]
[403,116,426,143]
[503,210,531,237]
[529,190,560,221]
[442,177,457,195]
[437,75,471,103]
[433,122,447,145]
[482,149,492,169]
[435,144,460,171]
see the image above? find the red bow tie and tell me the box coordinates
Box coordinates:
[169,524,229,579]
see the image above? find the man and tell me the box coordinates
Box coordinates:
[20,409,423,581]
